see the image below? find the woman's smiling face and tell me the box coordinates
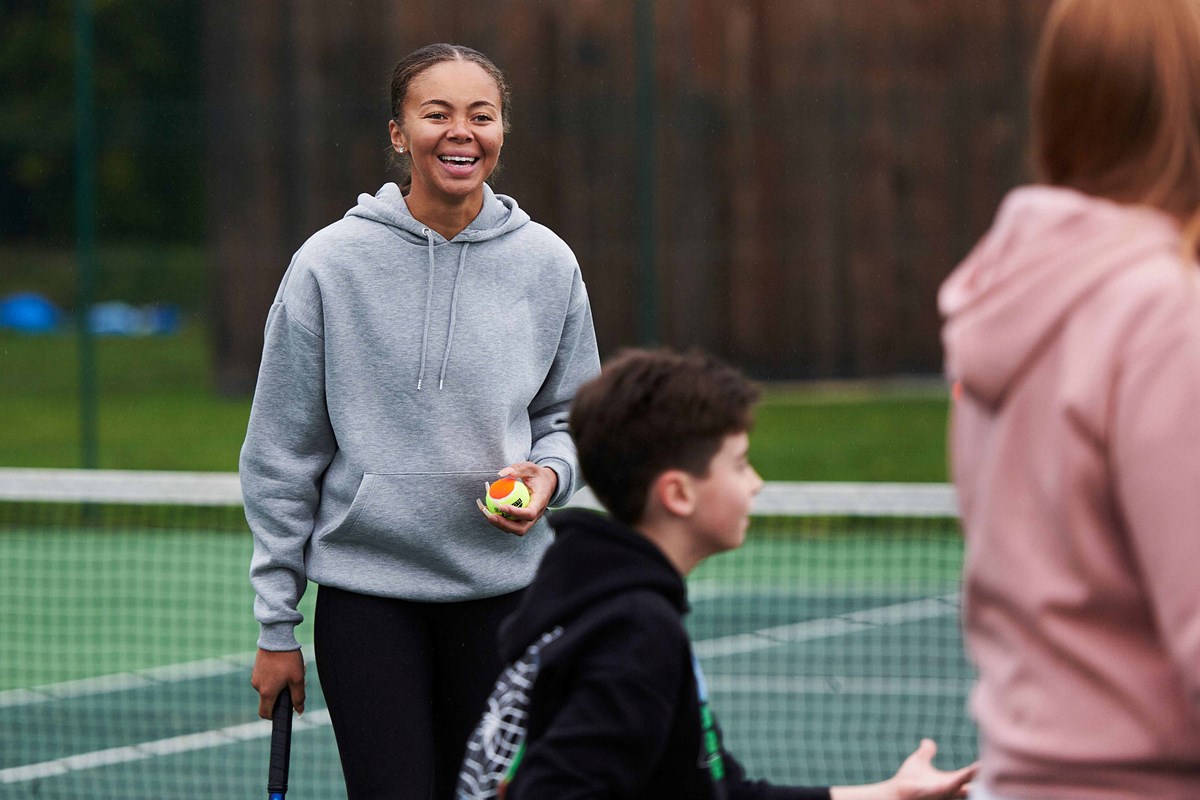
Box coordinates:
[391,59,504,207]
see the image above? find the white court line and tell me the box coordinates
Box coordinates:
[0,646,313,709]
[693,593,960,659]
[0,709,330,784]
[0,654,250,709]
[705,675,972,697]
[0,594,960,784]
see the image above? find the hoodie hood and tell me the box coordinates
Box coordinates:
[498,508,688,661]
[345,181,530,244]
[939,186,1182,407]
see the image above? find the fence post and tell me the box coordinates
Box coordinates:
[73,0,98,469]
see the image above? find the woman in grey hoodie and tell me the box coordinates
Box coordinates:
[241,43,600,799]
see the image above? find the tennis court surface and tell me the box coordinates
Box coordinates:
[1,469,976,799]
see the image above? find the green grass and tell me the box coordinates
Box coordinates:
[753,385,950,482]
[0,328,251,471]
[0,330,950,479]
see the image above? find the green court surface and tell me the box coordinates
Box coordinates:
[2,510,975,798]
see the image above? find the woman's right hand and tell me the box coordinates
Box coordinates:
[251,647,306,719]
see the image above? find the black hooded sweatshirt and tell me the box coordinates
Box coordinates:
[457,508,830,800]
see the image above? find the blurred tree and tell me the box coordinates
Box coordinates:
[0,0,203,243]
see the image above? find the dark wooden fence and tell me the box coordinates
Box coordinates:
[205,0,1053,393]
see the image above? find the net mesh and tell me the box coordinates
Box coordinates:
[0,469,975,799]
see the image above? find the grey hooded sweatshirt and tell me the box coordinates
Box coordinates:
[242,183,600,651]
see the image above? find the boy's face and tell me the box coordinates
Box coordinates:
[689,432,763,556]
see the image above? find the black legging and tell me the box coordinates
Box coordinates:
[314,584,524,800]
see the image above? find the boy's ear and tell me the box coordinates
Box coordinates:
[651,469,697,518]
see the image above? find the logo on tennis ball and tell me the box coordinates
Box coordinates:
[486,477,531,517]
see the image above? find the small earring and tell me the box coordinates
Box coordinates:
[397,146,405,153]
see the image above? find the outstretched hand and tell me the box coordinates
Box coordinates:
[476,461,558,537]
[830,739,977,800]
[888,739,977,799]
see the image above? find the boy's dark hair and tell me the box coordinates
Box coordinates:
[569,348,759,526]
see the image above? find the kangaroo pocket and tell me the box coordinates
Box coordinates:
[312,470,542,598]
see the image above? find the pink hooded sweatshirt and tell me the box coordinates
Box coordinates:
[940,186,1200,800]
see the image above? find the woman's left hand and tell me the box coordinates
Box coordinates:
[476,461,558,537]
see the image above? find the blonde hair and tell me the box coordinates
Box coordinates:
[1032,0,1200,256]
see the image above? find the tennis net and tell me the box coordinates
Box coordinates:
[0,468,974,798]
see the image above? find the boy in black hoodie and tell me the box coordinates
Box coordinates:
[458,348,976,800]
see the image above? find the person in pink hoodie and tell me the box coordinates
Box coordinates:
[938,1,1200,798]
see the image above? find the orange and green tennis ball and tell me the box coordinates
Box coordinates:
[486,477,531,517]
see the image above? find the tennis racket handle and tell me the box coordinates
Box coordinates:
[268,686,293,796]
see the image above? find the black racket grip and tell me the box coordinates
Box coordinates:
[268,686,293,797]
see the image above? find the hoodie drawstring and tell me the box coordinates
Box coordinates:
[438,243,470,390]
[415,229,470,391]
[416,228,437,391]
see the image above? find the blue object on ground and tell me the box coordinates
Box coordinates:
[143,303,181,334]
[88,301,142,335]
[0,292,62,333]
[87,301,183,335]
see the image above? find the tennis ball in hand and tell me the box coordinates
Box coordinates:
[485,477,531,517]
